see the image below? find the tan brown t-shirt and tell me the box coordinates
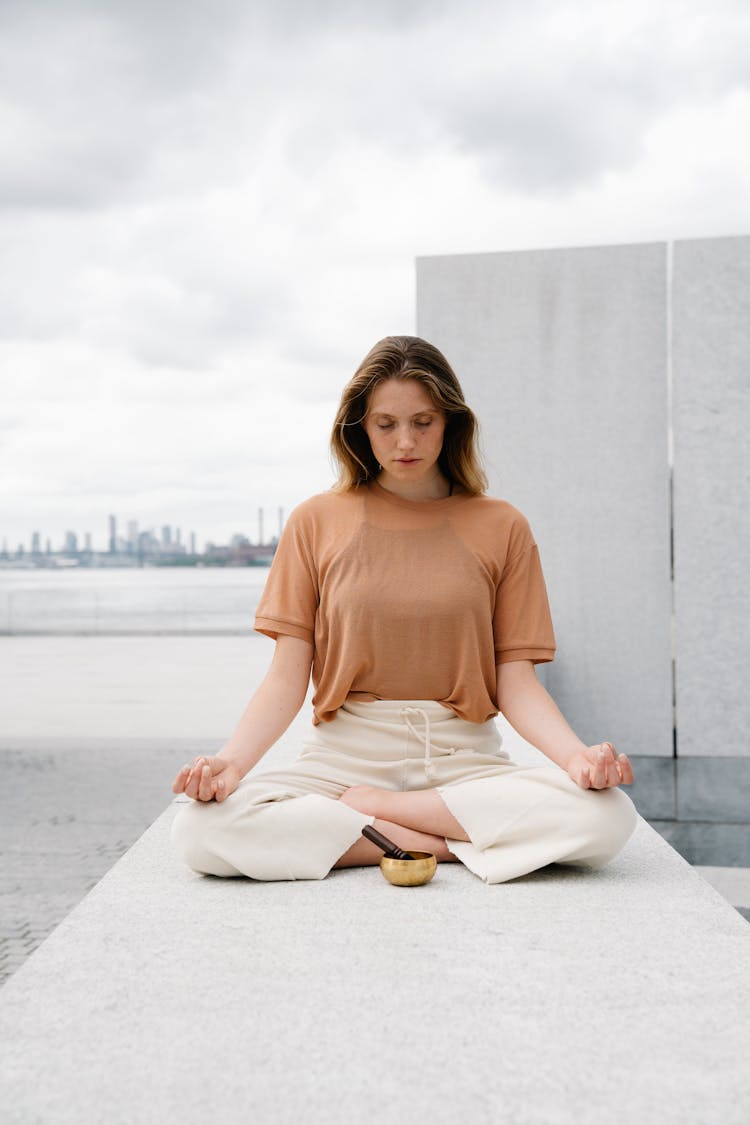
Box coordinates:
[255,480,556,724]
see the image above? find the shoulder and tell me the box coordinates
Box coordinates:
[459,494,535,539]
[284,489,362,534]
[454,495,540,566]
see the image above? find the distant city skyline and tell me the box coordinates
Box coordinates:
[2,506,286,559]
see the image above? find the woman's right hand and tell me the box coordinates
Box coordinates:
[172,756,240,803]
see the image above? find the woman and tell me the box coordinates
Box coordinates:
[171,336,636,884]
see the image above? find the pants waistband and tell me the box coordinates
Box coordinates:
[335,699,502,780]
[340,699,456,724]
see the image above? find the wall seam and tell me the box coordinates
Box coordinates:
[666,240,678,762]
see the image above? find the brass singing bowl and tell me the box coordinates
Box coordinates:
[379,851,437,887]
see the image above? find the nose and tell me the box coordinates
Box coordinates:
[396,424,416,450]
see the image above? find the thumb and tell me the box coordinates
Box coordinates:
[214,770,238,803]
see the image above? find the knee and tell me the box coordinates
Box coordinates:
[577,786,638,868]
[170,800,206,871]
[171,800,231,876]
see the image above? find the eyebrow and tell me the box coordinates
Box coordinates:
[370,410,439,420]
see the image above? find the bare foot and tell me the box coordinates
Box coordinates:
[334,816,458,868]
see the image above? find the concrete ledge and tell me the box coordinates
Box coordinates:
[1,805,749,1124]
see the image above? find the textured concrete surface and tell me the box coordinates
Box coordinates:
[0,635,278,986]
[672,235,750,758]
[2,740,747,989]
[696,866,750,909]
[0,632,543,988]
[417,243,673,760]
[1,809,748,1125]
[0,743,204,985]
[1,635,747,992]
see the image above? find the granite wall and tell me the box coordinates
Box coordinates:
[417,235,750,863]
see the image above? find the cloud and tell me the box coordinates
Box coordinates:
[2,0,749,216]
[1,0,749,549]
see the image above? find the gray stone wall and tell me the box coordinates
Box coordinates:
[417,243,673,757]
[417,236,750,862]
[672,237,750,759]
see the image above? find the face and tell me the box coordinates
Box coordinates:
[363,378,446,490]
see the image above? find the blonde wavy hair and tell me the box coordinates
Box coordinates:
[330,335,488,494]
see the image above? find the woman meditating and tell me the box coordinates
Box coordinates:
[171,335,636,883]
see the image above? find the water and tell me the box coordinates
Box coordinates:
[0,567,271,634]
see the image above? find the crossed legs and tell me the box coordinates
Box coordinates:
[334,785,469,867]
[172,768,637,882]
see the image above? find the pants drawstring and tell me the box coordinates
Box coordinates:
[400,706,437,780]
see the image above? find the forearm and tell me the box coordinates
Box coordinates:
[498,666,588,770]
[218,637,312,779]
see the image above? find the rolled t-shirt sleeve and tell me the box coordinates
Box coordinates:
[493,520,556,665]
[254,508,318,643]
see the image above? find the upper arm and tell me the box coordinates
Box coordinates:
[492,541,556,666]
[268,634,314,700]
[496,659,536,712]
[254,504,319,645]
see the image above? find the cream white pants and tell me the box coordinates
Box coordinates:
[171,700,637,884]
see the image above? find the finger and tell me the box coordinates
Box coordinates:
[199,757,222,799]
[578,764,591,790]
[593,749,608,789]
[617,754,635,785]
[191,755,226,786]
[184,758,205,799]
[604,753,620,787]
[172,764,191,794]
[203,756,230,799]
[203,757,226,775]
[601,742,616,764]
[601,743,624,787]
[198,763,214,802]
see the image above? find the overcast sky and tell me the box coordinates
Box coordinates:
[2,0,749,552]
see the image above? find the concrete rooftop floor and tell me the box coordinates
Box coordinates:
[1,635,749,1123]
[2,804,749,1125]
[1,636,747,986]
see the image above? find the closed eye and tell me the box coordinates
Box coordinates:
[375,418,434,431]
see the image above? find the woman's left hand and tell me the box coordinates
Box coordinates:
[568,743,634,790]
[173,755,240,803]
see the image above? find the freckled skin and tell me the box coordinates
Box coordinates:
[362,379,449,501]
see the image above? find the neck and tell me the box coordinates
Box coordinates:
[376,470,452,501]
